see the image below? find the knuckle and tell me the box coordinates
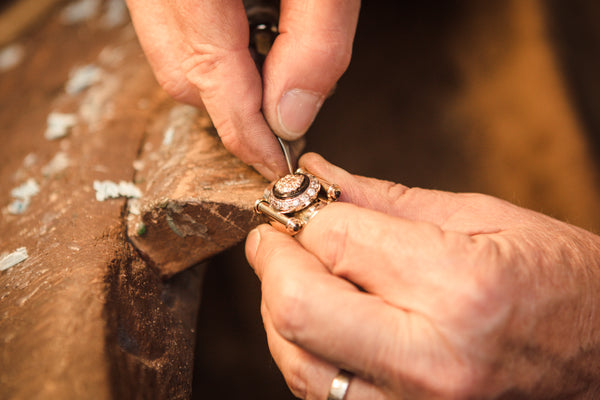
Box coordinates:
[410,358,481,398]
[402,187,451,211]
[311,37,352,76]
[257,244,288,277]
[443,366,480,398]
[290,31,352,81]
[306,203,367,279]
[215,122,243,157]
[438,236,513,357]
[385,321,481,398]
[182,45,226,82]
[434,368,480,399]
[155,72,194,104]
[445,237,503,314]
[385,182,411,203]
[466,192,519,222]
[268,278,308,341]
[320,210,352,272]
[180,45,233,100]
[283,359,309,399]
[465,239,509,313]
[150,47,226,103]
[324,38,352,73]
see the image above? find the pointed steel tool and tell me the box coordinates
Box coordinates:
[277,137,295,175]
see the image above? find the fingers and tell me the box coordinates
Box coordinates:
[125,0,201,105]
[287,173,515,353]
[261,0,360,141]
[126,0,288,180]
[246,224,459,394]
[297,201,482,312]
[262,303,386,400]
[247,224,401,380]
[247,224,470,398]
[299,152,522,233]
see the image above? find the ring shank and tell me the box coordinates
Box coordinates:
[327,370,353,400]
[293,197,331,225]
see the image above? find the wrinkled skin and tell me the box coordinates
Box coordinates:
[125,0,360,180]
[246,153,600,399]
[125,2,600,397]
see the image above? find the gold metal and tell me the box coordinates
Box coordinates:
[254,169,340,235]
[255,200,304,234]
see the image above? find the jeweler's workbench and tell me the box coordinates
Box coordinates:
[0,1,264,398]
[2,0,600,399]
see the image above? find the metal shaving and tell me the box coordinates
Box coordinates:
[94,180,142,201]
[101,0,128,29]
[60,0,101,25]
[45,113,77,140]
[65,64,102,95]
[0,44,25,73]
[42,152,70,176]
[0,247,28,271]
[8,178,40,215]
[11,178,40,200]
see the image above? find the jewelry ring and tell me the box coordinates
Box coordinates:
[327,369,353,400]
[254,168,340,235]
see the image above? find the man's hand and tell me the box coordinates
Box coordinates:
[125,1,360,180]
[246,153,600,399]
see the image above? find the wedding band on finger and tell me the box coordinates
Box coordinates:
[327,369,353,400]
[254,168,341,235]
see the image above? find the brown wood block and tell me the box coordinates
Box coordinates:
[0,3,239,398]
[126,101,266,278]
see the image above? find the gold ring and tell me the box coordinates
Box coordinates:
[254,168,340,234]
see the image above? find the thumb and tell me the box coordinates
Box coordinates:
[262,0,360,141]
[299,152,525,233]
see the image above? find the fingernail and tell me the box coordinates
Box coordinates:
[251,162,278,181]
[245,227,262,265]
[277,89,323,140]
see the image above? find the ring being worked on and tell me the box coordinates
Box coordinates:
[254,168,341,235]
[328,369,353,400]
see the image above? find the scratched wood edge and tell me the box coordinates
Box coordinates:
[126,100,267,277]
[0,5,208,399]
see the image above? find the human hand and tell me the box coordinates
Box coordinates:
[125,1,360,180]
[246,153,600,399]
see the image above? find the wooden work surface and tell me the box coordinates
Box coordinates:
[2,1,600,399]
[0,1,263,398]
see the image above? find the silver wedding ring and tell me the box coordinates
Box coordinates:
[327,369,353,400]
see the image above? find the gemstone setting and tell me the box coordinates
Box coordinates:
[268,173,321,213]
[273,173,309,199]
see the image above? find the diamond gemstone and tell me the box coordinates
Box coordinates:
[274,174,305,196]
[269,174,321,213]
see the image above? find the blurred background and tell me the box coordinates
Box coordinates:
[1,0,599,398]
[194,1,600,399]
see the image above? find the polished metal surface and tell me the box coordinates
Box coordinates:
[327,370,353,400]
[255,169,340,235]
[277,137,295,176]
